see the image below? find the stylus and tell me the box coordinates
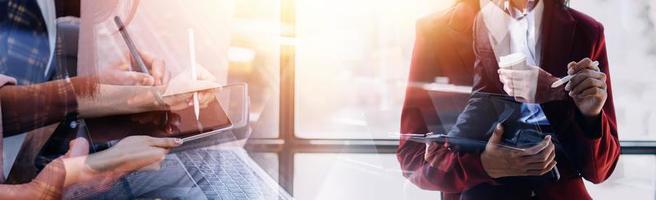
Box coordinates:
[188,29,200,121]
[114,16,150,74]
[551,61,599,88]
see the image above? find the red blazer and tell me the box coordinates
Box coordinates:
[397,0,620,199]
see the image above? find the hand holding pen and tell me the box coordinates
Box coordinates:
[560,58,608,118]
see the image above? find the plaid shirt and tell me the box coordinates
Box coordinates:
[0,0,53,85]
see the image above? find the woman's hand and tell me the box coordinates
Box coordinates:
[85,136,183,173]
[480,125,557,178]
[498,64,566,103]
[98,51,170,86]
[565,58,607,118]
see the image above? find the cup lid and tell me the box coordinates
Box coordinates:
[499,53,527,68]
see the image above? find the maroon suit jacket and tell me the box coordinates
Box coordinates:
[397,0,620,199]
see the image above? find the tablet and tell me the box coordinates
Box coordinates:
[86,96,233,143]
[403,134,525,152]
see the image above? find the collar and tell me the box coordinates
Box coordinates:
[479,0,544,46]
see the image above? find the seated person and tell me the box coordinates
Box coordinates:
[0,72,186,199]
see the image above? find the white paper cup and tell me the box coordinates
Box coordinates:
[499,53,528,70]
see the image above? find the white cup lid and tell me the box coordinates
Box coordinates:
[499,53,527,68]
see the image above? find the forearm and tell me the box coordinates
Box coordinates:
[398,140,491,192]
[0,182,58,200]
[0,77,96,135]
[572,109,620,183]
[77,84,163,118]
[398,102,494,192]
[0,158,66,200]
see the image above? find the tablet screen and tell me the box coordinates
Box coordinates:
[86,97,232,142]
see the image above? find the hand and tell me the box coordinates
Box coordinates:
[480,124,557,178]
[113,62,219,112]
[498,65,565,103]
[85,136,183,173]
[565,58,607,118]
[98,51,170,86]
[59,136,182,196]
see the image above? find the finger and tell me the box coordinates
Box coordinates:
[565,61,577,75]
[521,135,551,155]
[137,162,162,171]
[149,137,184,148]
[199,91,214,108]
[138,51,156,66]
[487,124,504,145]
[150,59,167,86]
[503,84,514,96]
[568,58,593,75]
[66,138,90,158]
[589,61,601,71]
[570,78,606,96]
[525,160,557,176]
[120,71,155,86]
[163,93,195,110]
[499,74,509,85]
[524,142,556,165]
[564,70,605,91]
[575,87,606,99]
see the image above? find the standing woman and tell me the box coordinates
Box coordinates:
[398,0,619,199]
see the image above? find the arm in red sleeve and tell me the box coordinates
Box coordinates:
[398,88,494,192]
[570,26,620,184]
[397,20,493,192]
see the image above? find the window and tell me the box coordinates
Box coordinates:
[570,0,656,141]
[584,155,656,199]
[294,0,455,139]
[291,0,656,141]
[229,0,281,138]
[294,153,441,199]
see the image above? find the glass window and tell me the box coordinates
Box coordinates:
[294,153,441,199]
[570,0,656,140]
[294,0,656,140]
[229,0,281,138]
[294,0,455,139]
[585,155,656,199]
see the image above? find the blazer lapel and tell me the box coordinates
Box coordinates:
[539,0,577,77]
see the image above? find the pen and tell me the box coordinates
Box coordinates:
[188,29,200,121]
[114,16,150,74]
[551,61,599,88]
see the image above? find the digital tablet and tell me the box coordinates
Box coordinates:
[404,134,524,152]
[86,96,233,144]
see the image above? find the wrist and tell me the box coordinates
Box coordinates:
[575,109,603,139]
[480,152,499,178]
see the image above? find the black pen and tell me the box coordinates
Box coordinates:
[114,16,150,74]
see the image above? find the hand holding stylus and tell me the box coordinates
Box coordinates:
[563,58,608,118]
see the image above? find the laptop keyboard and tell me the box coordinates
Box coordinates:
[176,149,280,200]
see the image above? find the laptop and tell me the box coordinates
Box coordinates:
[76,84,293,199]
[174,147,293,200]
